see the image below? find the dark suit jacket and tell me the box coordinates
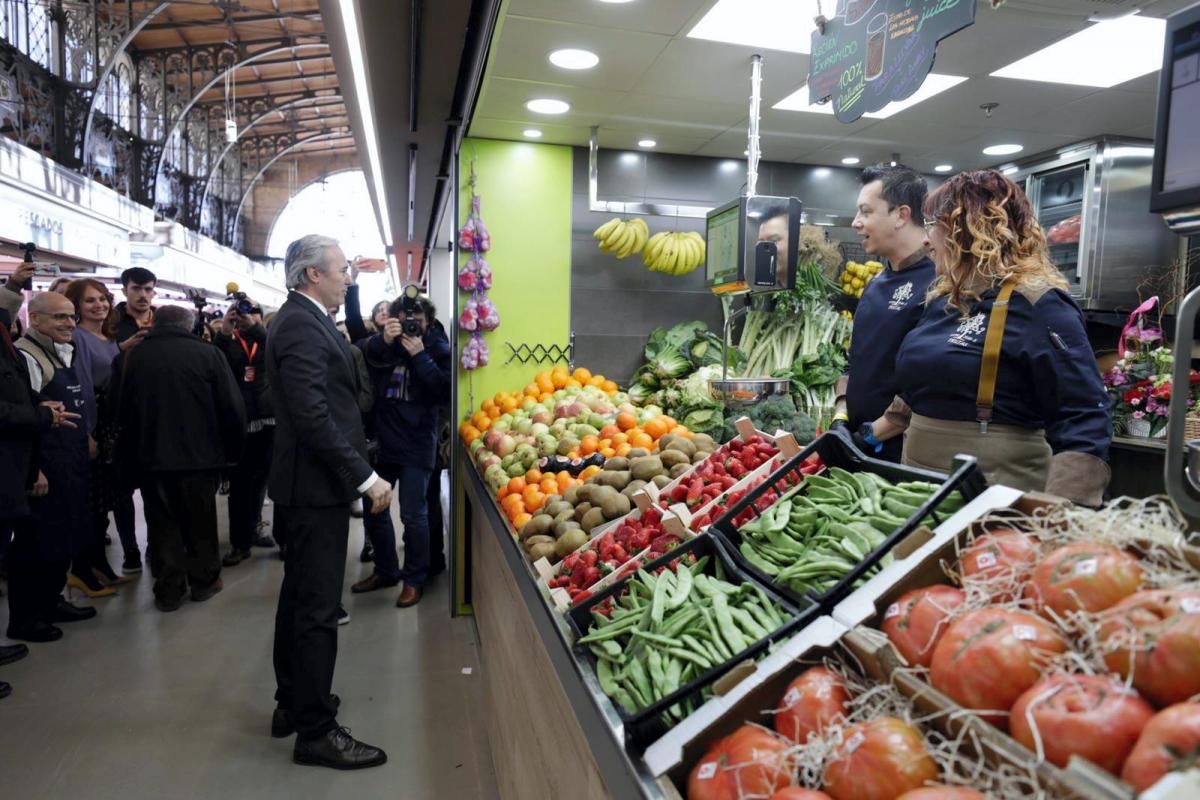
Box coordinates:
[0,334,53,520]
[266,291,373,508]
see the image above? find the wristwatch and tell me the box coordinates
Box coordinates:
[854,422,884,455]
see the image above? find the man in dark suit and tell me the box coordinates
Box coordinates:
[267,235,391,769]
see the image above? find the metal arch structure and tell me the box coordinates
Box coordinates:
[199,92,344,216]
[232,127,353,239]
[261,164,363,251]
[151,40,331,207]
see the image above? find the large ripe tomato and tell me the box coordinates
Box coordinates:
[1008,674,1153,774]
[769,789,833,800]
[1099,589,1200,708]
[822,717,939,800]
[774,667,850,745]
[1026,542,1142,618]
[881,585,966,668]
[1121,702,1200,792]
[957,529,1040,600]
[930,608,1068,728]
[688,724,793,800]
[896,788,986,800]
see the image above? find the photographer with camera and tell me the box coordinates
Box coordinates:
[214,295,276,565]
[353,287,451,608]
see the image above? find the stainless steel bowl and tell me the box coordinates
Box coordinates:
[708,377,791,408]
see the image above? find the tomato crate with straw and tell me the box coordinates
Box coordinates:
[711,428,989,610]
[565,532,818,753]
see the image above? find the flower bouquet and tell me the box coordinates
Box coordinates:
[1104,347,1200,437]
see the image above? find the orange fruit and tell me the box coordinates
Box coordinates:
[573,367,593,383]
[513,512,532,530]
[471,410,488,429]
[536,374,554,394]
[659,415,677,429]
[617,412,637,432]
[556,471,572,490]
[507,477,526,495]
[599,424,621,440]
[481,399,497,415]
[461,425,481,444]
[476,416,491,432]
[501,396,519,414]
[644,418,669,440]
[602,380,618,393]
[669,425,692,438]
[564,378,582,390]
[615,443,632,457]
[579,465,602,481]
[524,383,539,398]
[552,372,569,390]
[600,447,616,459]
[567,450,580,461]
[580,435,600,456]
[497,486,510,500]
[630,431,654,450]
[487,406,501,420]
[611,432,629,447]
[525,468,543,484]
[540,477,558,495]
[538,392,552,403]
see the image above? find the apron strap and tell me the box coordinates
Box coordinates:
[976,279,1018,433]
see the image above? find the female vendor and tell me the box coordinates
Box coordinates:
[867,169,1112,506]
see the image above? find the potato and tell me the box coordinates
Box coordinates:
[523,535,555,548]
[544,501,573,518]
[527,542,558,562]
[573,503,593,523]
[665,438,697,458]
[652,474,671,489]
[554,528,589,558]
[630,456,665,482]
[621,480,648,497]
[691,433,717,453]
[600,492,632,520]
[563,486,580,506]
[603,456,630,472]
[627,448,651,459]
[659,449,690,469]
[669,462,691,479]
[581,507,607,533]
[553,519,582,538]
[520,514,554,540]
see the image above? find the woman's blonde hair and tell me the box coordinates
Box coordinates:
[925,169,1067,316]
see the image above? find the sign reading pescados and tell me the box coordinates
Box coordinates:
[808,0,976,123]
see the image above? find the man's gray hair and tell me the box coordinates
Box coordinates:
[152,305,194,332]
[284,234,340,290]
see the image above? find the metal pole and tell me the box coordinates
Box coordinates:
[746,54,763,199]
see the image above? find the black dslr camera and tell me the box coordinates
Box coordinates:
[225,282,258,315]
[397,284,425,337]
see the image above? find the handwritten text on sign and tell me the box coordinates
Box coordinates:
[807,0,976,124]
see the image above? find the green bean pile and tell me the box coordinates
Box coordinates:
[577,557,789,722]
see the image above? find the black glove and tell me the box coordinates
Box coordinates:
[829,418,850,432]
[851,422,884,455]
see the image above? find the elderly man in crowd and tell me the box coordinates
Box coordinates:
[116,306,246,612]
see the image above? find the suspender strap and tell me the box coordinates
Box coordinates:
[976,279,1018,432]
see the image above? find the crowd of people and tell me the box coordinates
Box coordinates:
[0,236,451,768]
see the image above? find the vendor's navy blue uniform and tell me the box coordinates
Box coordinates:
[361,327,452,588]
[845,255,937,461]
[9,336,89,631]
[894,287,1111,461]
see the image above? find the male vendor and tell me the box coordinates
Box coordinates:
[833,164,937,462]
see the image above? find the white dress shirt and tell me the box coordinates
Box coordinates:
[20,333,73,393]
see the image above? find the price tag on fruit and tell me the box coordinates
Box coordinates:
[1073,558,1098,576]
[974,551,998,570]
[696,762,718,781]
[1012,624,1038,641]
[884,602,901,620]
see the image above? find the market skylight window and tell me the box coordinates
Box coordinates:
[991,14,1166,88]
[687,0,821,55]
[774,74,967,119]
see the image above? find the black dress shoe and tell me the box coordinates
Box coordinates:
[293,727,386,770]
[49,599,97,623]
[0,643,29,666]
[6,622,63,643]
[222,549,251,567]
[252,534,276,548]
[0,680,10,699]
[191,577,224,603]
[271,694,341,738]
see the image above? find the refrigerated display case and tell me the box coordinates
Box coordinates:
[1010,137,1180,311]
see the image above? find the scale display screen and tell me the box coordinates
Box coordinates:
[1162,20,1200,194]
[705,202,742,287]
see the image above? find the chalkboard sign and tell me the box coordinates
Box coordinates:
[808,0,976,123]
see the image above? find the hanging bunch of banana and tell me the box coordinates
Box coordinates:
[643,231,706,276]
[593,217,649,259]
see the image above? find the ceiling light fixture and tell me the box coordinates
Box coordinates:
[991,14,1165,88]
[523,129,543,139]
[337,0,393,249]
[841,156,860,165]
[596,0,635,4]
[1001,166,1020,176]
[774,74,967,118]
[526,98,570,115]
[638,139,657,148]
[688,0,821,55]
[983,144,1023,156]
[934,164,954,173]
[720,160,739,172]
[548,48,599,70]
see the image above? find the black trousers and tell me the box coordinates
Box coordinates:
[141,471,221,604]
[5,520,69,629]
[228,427,275,551]
[272,503,348,739]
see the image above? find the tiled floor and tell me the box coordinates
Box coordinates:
[0,495,499,800]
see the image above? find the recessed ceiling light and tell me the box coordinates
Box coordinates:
[688,0,821,55]
[638,139,657,148]
[523,129,543,139]
[720,160,740,172]
[983,144,1023,156]
[526,98,570,115]
[774,74,968,119]
[991,15,1165,88]
[548,49,599,70]
[1001,166,1020,176]
[841,157,860,166]
[813,168,832,178]
[620,153,639,164]
[596,0,635,4]
[934,164,954,173]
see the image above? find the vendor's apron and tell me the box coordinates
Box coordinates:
[901,280,1052,493]
[23,339,90,561]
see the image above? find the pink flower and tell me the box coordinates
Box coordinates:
[1132,410,1146,419]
